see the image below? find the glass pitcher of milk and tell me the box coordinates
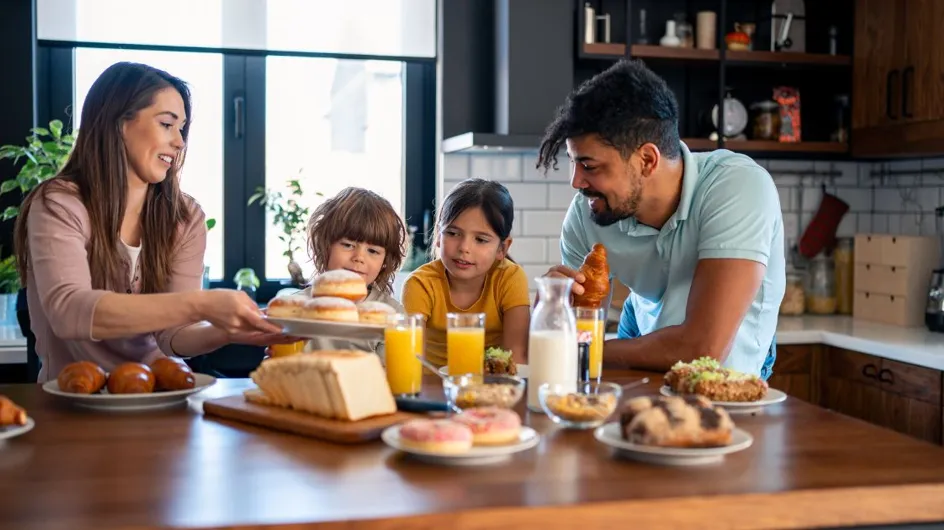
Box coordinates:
[527,276,578,412]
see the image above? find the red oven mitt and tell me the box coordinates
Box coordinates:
[798,191,849,259]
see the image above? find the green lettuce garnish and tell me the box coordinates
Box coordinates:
[485,347,513,361]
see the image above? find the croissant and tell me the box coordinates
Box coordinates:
[572,243,611,309]
[151,357,196,391]
[107,363,156,394]
[57,361,107,394]
[0,395,27,427]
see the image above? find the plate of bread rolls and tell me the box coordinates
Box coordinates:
[266,270,393,341]
[0,395,34,442]
[42,358,216,411]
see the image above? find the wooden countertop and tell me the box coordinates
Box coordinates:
[3,373,944,530]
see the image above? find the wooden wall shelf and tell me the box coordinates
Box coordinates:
[580,43,849,67]
[684,138,718,151]
[724,141,849,153]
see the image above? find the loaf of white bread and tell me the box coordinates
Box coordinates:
[248,350,397,421]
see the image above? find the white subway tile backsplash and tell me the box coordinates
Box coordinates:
[503,183,548,209]
[442,154,470,182]
[835,188,871,213]
[921,212,937,235]
[511,238,548,264]
[522,264,554,289]
[857,213,872,233]
[875,189,903,212]
[773,174,801,187]
[546,237,563,264]
[768,160,815,173]
[800,187,822,212]
[782,212,800,241]
[872,214,888,233]
[522,210,568,236]
[470,154,523,181]
[836,213,857,237]
[524,157,570,182]
[511,209,523,236]
[887,214,902,233]
[917,187,942,212]
[548,184,577,209]
[777,187,794,211]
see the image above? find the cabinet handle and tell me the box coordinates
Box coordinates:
[902,66,914,119]
[886,69,900,120]
[862,363,879,379]
[233,96,245,139]
[878,368,895,385]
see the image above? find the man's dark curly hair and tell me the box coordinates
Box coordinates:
[537,59,681,173]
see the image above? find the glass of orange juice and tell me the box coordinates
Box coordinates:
[447,313,485,376]
[269,340,306,358]
[384,313,425,397]
[575,307,605,382]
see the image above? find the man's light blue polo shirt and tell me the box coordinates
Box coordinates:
[560,142,785,376]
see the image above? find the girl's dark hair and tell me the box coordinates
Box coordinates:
[307,187,406,295]
[435,178,515,244]
[15,61,194,293]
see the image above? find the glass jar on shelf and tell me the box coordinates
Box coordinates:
[833,238,854,314]
[780,268,806,316]
[806,254,837,315]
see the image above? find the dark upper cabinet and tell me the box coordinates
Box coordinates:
[853,0,944,157]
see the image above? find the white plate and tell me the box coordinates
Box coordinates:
[594,422,753,466]
[267,317,385,341]
[382,425,540,466]
[42,373,216,411]
[659,386,787,414]
[438,364,530,379]
[0,417,35,443]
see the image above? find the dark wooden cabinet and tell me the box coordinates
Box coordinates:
[852,0,944,157]
[768,344,820,404]
[770,344,943,444]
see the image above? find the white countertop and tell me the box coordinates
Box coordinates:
[606,316,944,372]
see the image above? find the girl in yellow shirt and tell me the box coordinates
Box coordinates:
[402,178,531,367]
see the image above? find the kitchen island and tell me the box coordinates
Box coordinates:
[2,374,944,530]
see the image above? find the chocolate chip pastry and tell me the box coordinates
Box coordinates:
[619,395,733,448]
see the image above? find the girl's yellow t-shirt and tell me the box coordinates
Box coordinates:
[401,258,531,367]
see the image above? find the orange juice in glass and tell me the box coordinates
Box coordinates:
[447,313,485,376]
[575,307,605,381]
[384,314,425,397]
[269,340,306,358]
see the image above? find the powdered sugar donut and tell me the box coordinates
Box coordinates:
[399,419,473,454]
[453,406,521,446]
[300,296,359,323]
[266,295,309,318]
[356,301,396,325]
[311,270,368,301]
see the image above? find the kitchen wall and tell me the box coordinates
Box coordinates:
[440,152,944,288]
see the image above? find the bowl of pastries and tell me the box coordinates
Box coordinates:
[266,270,396,341]
[42,358,216,411]
[442,373,526,411]
[538,381,622,429]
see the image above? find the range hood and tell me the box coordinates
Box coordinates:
[441,0,573,154]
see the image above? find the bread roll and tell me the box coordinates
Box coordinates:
[301,297,359,323]
[107,363,156,394]
[311,270,368,301]
[0,395,27,427]
[150,357,196,391]
[57,361,107,394]
[266,295,309,318]
[356,301,396,325]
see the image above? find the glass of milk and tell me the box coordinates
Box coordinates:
[527,276,578,412]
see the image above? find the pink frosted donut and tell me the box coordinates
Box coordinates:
[453,407,521,446]
[399,419,473,454]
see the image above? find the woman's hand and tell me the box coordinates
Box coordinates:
[195,289,283,335]
[229,331,303,347]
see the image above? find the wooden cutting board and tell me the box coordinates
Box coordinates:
[202,395,421,444]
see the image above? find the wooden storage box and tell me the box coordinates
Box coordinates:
[853,234,939,327]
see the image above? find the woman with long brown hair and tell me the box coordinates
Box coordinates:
[15,62,292,382]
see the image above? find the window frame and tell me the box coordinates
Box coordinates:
[37,41,436,302]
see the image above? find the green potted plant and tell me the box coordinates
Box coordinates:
[233,267,260,301]
[0,254,21,325]
[0,120,76,329]
[248,174,321,286]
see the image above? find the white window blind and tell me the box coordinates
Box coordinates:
[37,0,437,58]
